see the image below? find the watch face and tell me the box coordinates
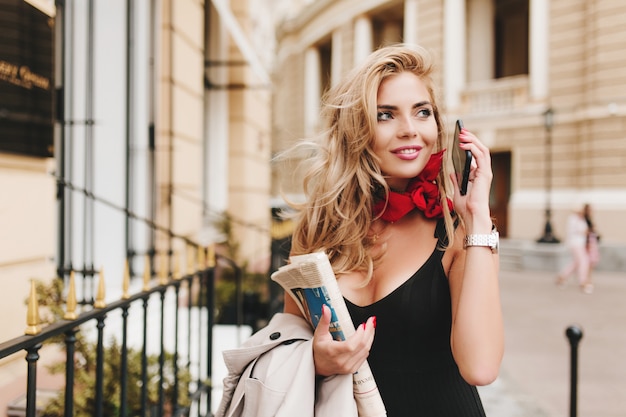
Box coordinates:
[491,231,500,253]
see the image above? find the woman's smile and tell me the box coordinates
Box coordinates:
[392,146,422,160]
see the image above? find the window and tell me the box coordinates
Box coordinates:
[372,4,403,49]
[319,40,332,95]
[494,0,529,78]
[0,0,54,158]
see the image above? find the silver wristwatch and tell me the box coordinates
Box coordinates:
[463,230,499,254]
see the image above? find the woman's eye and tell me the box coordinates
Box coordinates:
[377,111,392,121]
[417,108,433,118]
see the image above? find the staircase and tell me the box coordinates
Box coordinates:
[499,239,525,271]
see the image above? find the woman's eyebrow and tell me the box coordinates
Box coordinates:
[413,100,432,108]
[377,100,432,110]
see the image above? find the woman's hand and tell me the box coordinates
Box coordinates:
[312,304,376,377]
[451,127,493,233]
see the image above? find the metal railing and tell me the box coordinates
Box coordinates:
[0,249,242,417]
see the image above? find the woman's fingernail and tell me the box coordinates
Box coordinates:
[372,316,377,328]
[362,322,366,330]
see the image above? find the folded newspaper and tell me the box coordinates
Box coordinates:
[270,252,387,417]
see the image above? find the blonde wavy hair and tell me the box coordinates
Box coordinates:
[287,44,456,281]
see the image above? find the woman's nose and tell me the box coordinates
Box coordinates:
[398,116,417,138]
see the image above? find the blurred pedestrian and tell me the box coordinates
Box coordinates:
[556,204,592,293]
[583,203,600,291]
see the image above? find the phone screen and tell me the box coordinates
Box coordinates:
[451,119,472,195]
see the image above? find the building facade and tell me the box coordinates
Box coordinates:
[271,0,626,270]
[0,0,273,346]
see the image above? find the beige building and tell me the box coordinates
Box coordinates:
[0,0,273,346]
[271,0,626,270]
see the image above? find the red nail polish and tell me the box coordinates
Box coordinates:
[362,322,366,330]
[372,316,377,328]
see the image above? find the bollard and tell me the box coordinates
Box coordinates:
[565,325,583,417]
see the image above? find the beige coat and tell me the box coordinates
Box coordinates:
[215,313,358,417]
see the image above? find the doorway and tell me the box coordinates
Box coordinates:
[491,151,511,237]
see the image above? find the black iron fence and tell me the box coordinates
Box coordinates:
[0,250,241,417]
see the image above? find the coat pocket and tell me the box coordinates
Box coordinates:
[241,377,286,417]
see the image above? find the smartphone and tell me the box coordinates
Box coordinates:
[452,119,472,195]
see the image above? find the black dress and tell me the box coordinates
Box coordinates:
[345,220,486,417]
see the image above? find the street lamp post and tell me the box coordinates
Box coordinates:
[538,107,560,243]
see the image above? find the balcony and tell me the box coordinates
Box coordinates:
[461,75,530,115]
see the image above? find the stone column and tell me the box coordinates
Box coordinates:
[529,0,550,101]
[403,0,419,45]
[331,29,343,88]
[304,47,321,136]
[353,15,373,66]
[467,0,494,82]
[205,4,229,214]
[443,0,466,111]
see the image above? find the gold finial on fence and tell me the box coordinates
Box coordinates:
[173,251,182,280]
[159,252,168,285]
[197,246,206,270]
[94,267,106,308]
[143,255,151,291]
[122,259,130,300]
[207,244,216,268]
[186,245,195,274]
[24,280,42,335]
[64,271,78,320]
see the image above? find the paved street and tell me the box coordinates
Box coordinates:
[3,267,623,416]
[479,268,626,417]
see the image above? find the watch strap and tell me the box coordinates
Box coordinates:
[463,230,499,253]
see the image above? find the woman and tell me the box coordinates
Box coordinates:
[556,204,593,293]
[283,44,504,416]
[583,204,600,292]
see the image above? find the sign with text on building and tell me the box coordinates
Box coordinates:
[0,0,54,158]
